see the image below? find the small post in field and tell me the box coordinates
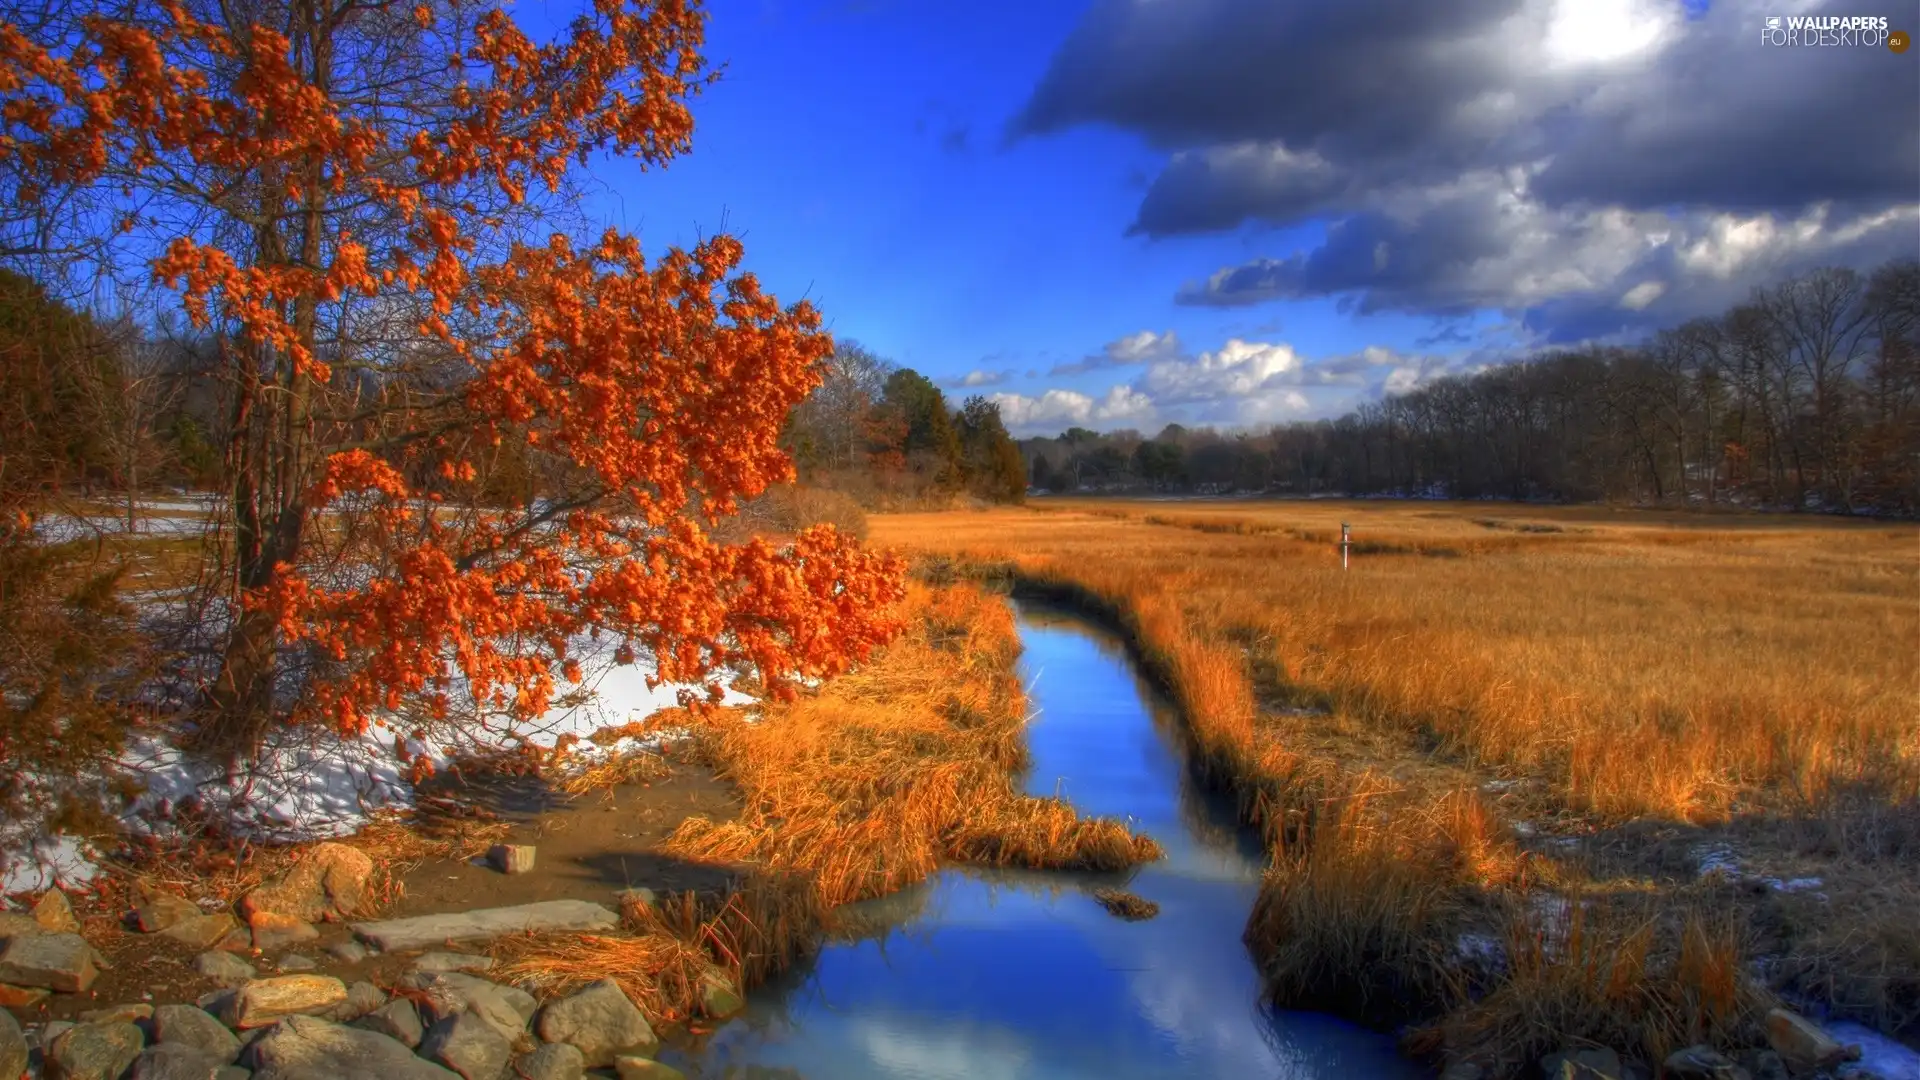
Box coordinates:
[1340,522,1351,570]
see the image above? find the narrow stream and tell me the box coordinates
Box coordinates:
[675,601,1420,1079]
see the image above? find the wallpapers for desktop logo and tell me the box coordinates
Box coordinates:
[1760,13,1908,50]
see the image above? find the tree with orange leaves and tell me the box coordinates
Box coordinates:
[0,0,907,760]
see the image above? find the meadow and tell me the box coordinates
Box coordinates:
[872,498,1920,1071]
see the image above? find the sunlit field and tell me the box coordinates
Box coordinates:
[873,498,1920,1066]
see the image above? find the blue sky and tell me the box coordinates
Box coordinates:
[564,0,1917,434]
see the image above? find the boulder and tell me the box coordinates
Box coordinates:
[0,931,98,992]
[127,1043,226,1080]
[250,910,320,952]
[614,1057,685,1080]
[488,845,536,875]
[414,951,495,975]
[406,971,535,1023]
[224,975,349,1029]
[32,889,81,933]
[161,913,240,951]
[47,1020,145,1080]
[511,1042,585,1080]
[1765,1008,1856,1074]
[242,842,374,924]
[535,979,658,1068]
[320,980,388,1023]
[0,1008,25,1080]
[240,1014,460,1080]
[193,950,257,987]
[352,900,617,952]
[0,982,51,1008]
[151,1004,242,1064]
[350,998,424,1049]
[0,912,45,939]
[413,972,531,1050]
[419,1011,514,1080]
[278,954,318,972]
[77,1003,152,1024]
[134,894,202,933]
[328,941,370,964]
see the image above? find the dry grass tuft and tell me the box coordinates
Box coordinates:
[1090,887,1160,921]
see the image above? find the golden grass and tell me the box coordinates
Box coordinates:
[492,580,1162,1026]
[872,499,1919,1068]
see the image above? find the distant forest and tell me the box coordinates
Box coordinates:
[1020,259,1920,516]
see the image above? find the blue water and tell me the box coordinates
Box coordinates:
[676,603,1421,1080]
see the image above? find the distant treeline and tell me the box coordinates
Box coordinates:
[781,342,1027,507]
[1023,259,1920,515]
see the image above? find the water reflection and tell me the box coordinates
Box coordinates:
[680,603,1421,1080]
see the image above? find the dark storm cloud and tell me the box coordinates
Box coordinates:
[1016,0,1920,339]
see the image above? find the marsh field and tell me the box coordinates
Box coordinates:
[868,497,1919,1070]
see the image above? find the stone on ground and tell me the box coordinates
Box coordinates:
[278,953,318,971]
[151,1003,242,1064]
[614,1056,686,1080]
[48,1020,145,1080]
[488,844,536,875]
[1664,1044,1741,1080]
[613,887,655,913]
[419,1010,515,1080]
[413,972,531,1049]
[512,1042,586,1080]
[328,940,370,964]
[78,1002,153,1024]
[127,1042,226,1080]
[223,974,349,1029]
[33,889,81,933]
[535,979,658,1068]
[134,894,202,933]
[0,1008,25,1080]
[240,1014,460,1080]
[0,982,51,1007]
[0,911,45,939]
[1765,1008,1856,1074]
[193,950,256,987]
[414,950,495,974]
[320,979,388,1023]
[698,970,744,1019]
[350,998,424,1049]
[352,899,617,952]
[161,912,240,950]
[241,842,374,924]
[0,931,99,991]
[250,910,320,951]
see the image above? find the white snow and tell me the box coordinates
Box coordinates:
[1693,843,1826,896]
[1831,1022,1920,1080]
[1,635,757,897]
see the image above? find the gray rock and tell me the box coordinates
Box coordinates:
[414,952,495,975]
[214,1068,250,1080]
[510,1042,584,1080]
[0,911,48,940]
[1664,1044,1745,1080]
[0,1008,25,1080]
[151,1004,242,1065]
[350,999,424,1049]
[697,971,744,1020]
[1765,1008,1855,1074]
[36,1020,76,1049]
[240,1014,460,1080]
[534,979,658,1068]
[193,951,257,988]
[0,932,99,992]
[327,941,369,964]
[351,901,617,952]
[413,973,530,1050]
[420,1011,514,1080]
[1543,1048,1626,1080]
[276,954,317,972]
[318,980,387,1023]
[161,914,240,951]
[613,1058,684,1080]
[612,888,655,913]
[47,1020,145,1080]
[134,895,202,933]
[77,1003,152,1024]
[128,1043,226,1079]
[487,845,536,875]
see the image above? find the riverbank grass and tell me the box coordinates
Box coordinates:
[874,501,1917,1074]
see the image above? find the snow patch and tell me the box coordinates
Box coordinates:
[1831,1022,1920,1080]
[1694,843,1826,897]
[0,835,100,895]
